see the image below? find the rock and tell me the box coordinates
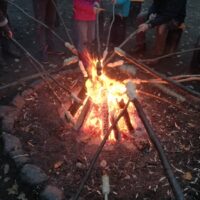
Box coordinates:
[20,164,48,186]
[2,133,22,154]
[12,94,25,109]
[40,185,64,200]
[2,133,29,168]
[0,106,16,118]
[10,149,30,168]
[2,116,15,132]
[3,164,10,175]
[1,107,19,132]
[21,89,34,98]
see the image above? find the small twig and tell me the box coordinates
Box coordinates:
[12,154,29,159]
[140,47,200,62]
[173,77,200,83]
[171,74,200,80]
[137,90,187,111]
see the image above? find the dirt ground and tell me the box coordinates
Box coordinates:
[0,0,200,200]
[11,71,200,200]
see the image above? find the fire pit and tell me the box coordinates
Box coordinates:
[61,53,140,147]
[2,51,198,200]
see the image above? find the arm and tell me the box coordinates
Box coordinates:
[149,0,187,27]
[0,9,8,27]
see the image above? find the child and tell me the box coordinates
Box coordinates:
[110,0,131,46]
[73,0,100,63]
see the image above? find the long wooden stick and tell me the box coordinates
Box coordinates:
[114,48,200,101]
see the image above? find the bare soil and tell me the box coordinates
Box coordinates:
[12,70,200,200]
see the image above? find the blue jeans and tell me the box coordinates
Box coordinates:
[74,20,96,54]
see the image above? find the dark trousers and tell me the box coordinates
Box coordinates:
[110,15,127,46]
[136,12,182,56]
[0,0,10,54]
[129,2,142,26]
[33,0,57,52]
[190,36,200,74]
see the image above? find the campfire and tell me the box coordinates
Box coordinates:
[64,53,137,143]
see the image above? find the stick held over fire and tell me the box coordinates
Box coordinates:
[126,81,184,200]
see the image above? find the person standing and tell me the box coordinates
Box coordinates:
[110,0,131,46]
[129,0,144,26]
[73,0,100,65]
[134,0,187,57]
[33,0,62,64]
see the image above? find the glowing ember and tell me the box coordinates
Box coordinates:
[76,54,137,142]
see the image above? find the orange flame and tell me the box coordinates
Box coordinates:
[77,53,137,142]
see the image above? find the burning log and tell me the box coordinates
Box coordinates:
[64,110,75,125]
[69,84,87,116]
[118,99,135,134]
[73,97,92,131]
[110,113,121,141]
[102,91,109,136]
[79,61,88,78]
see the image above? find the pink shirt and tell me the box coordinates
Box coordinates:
[73,0,99,21]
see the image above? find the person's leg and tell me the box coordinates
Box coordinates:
[129,2,143,26]
[75,21,88,53]
[87,21,96,52]
[45,0,57,51]
[0,42,7,68]
[190,36,200,74]
[110,15,123,46]
[134,12,148,51]
[75,20,89,67]
[0,0,20,58]
[154,24,168,56]
[120,17,127,44]
[33,0,48,62]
